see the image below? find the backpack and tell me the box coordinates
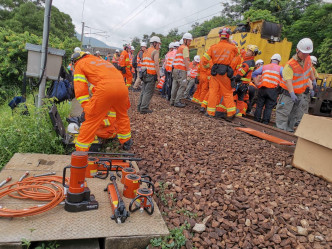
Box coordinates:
[47,79,75,103]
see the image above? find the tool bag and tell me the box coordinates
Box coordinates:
[211,64,234,78]
[47,79,75,103]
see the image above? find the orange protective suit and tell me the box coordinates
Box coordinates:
[73,55,131,151]
[119,50,133,87]
[202,40,238,117]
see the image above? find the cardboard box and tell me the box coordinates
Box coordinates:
[293,114,332,183]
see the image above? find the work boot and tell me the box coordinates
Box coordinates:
[215,111,226,118]
[204,112,215,118]
[122,139,133,151]
[170,102,174,106]
[199,107,206,113]
[174,102,186,108]
[140,109,153,114]
[224,115,235,122]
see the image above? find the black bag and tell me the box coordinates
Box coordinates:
[132,54,138,68]
[119,66,126,74]
[227,66,234,78]
[211,64,228,76]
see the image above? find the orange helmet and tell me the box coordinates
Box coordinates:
[219,27,231,39]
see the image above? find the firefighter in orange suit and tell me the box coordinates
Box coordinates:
[72,52,132,151]
[233,45,261,117]
[202,27,238,120]
[118,45,133,87]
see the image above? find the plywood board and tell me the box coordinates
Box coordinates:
[0,153,168,243]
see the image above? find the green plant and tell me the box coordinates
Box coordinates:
[150,222,190,249]
[0,97,71,170]
[35,241,60,249]
[21,228,36,249]
[176,208,198,219]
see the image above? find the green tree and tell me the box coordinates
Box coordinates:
[190,16,234,38]
[317,38,332,73]
[243,8,279,23]
[284,3,332,56]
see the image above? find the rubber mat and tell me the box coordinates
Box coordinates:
[236,127,295,146]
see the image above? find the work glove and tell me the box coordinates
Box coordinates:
[310,89,315,98]
[234,74,242,82]
[289,92,299,103]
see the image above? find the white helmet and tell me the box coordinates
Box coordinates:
[173,41,180,47]
[169,42,174,49]
[182,32,193,40]
[271,54,281,62]
[255,59,264,65]
[96,51,100,54]
[131,46,135,51]
[179,39,183,45]
[194,55,200,63]
[140,42,147,47]
[150,36,161,43]
[115,49,120,53]
[74,47,81,53]
[297,38,313,53]
[85,51,91,54]
[67,123,79,134]
[310,55,317,65]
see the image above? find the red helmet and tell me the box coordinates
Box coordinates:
[219,27,231,39]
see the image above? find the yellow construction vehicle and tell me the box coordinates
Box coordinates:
[190,20,292,66]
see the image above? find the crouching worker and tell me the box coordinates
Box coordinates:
[72,51,133,151]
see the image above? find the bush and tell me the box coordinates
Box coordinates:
[0,97,71,170]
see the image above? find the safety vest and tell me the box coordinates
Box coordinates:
[239,59,255,83]
[280,56,312,94]
[189,62,199,78]
[257,63,282,88]
[112,54,119,64]
[156,76,165,89]
[165,50,176,72]
[137,51,143,67]
[173,45,187,71]
[142,47,157,75]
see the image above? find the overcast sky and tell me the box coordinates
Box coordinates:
[53,0,224,48]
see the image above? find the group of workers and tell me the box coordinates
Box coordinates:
[68,26,317,152]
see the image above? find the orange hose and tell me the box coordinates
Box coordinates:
[0,176,68,218]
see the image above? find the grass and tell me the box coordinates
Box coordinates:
[0,96,71,170]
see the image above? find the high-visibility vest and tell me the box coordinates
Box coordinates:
[257,63,282,88]
[137,51,143,67]
[165,50,176,72]
[189,62,199,78]
[239,59,255,83]
[142,47,157,75]
[157,76,165,89]
[173,45,187,71]
[280,56,312,94]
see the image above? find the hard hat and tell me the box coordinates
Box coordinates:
[219,27,232,39]
[140,42,147,47]
[71,51,87,64]
[67,123,79,134]
[310,55,317,65]
[169,42,174,49]
[131,46,135,50]
[96,51,100,54]
[182,33,193,40]
[297,38,313,53]
[150,36,161,43]
[74,47,81,53]
[115,49,120,53]
[179,39,183,45]
[271,53,281,62]
[194,55,200,63]
[124,44,130,49]
[85,51,91,54]
[174,41,180,47]
[255,59,264,65]
[247,45,261,55]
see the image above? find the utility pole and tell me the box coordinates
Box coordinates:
[81,22,85,48]
[37,0,52,107]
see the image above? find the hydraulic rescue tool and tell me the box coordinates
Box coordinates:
[85,156,141,178]
[63,151,98,212]
[120,167,136,184]
[123,174,154,199]
[0,176,12,188]
[104,172,129,223]
[34,172,56,177]
[129,188,154,215]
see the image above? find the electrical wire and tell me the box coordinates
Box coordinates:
[0,176,68,218]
